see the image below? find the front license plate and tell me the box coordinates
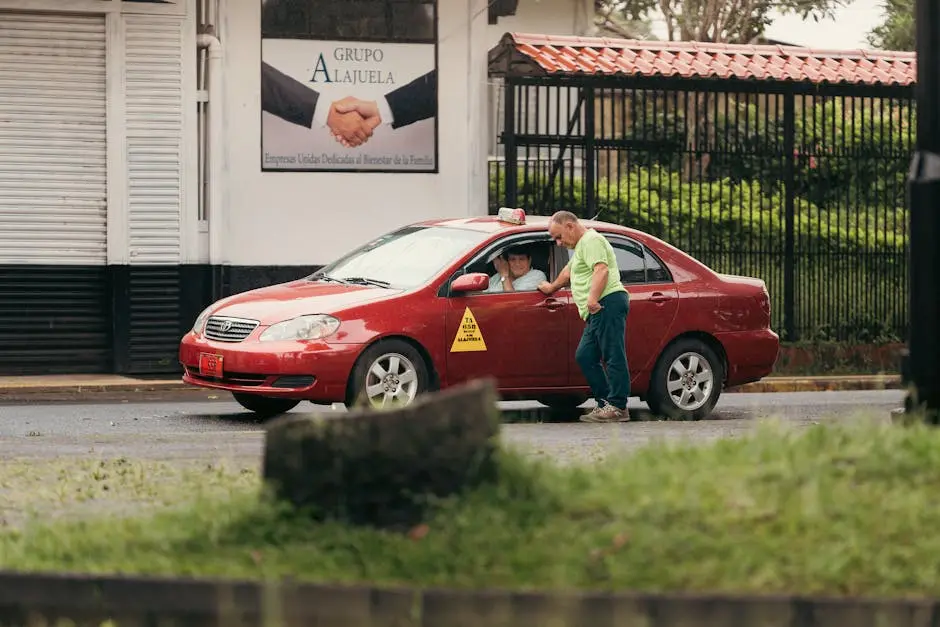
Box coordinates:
[198,353,224,378]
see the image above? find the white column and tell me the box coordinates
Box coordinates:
[179,0,200,265]
[105,10,129,266]
[467,0,490,216]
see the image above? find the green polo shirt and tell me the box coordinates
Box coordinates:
[568,229,626,320]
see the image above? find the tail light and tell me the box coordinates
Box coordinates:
[754,285,771,327]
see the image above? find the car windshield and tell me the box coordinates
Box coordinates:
[309,225,489,290]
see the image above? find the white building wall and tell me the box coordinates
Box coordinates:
[486,0,594,47]
[485,0,594,164]
[217,0,492,268]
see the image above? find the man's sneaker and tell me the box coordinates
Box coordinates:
[580,403,630,423]
[579,405,604,420]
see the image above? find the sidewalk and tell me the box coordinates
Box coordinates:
[0,373,903,402]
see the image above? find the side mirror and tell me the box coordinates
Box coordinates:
[451,272,489,293]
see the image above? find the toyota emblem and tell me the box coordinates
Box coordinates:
[219,320,233,333]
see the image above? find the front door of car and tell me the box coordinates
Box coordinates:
[443,235,570,389]
[561,234,680,387]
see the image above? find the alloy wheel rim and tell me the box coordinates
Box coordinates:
[666,351,714,411]
[364,352,419,409]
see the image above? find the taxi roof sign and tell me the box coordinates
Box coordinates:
[497,206,526,225]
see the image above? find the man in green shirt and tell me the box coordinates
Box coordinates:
[538,211,631,422]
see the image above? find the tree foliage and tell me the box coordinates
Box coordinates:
[593,0,656,38]
[595,0,853,43]
[866,0,914,51]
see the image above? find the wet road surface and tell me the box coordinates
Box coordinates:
[0,389,904,465]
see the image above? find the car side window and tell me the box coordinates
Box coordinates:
[609,240,647,284]
[458,237,553,294]
[643,247,672,283]
[566,236,671,284]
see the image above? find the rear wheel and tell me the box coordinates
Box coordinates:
[346,339,430,410]
[231,392,300,418]
[646,338,724,421]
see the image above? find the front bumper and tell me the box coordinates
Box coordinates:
[178,332,363,403]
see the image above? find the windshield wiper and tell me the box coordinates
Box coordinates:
[311,274,351,285]
[341,276,391,288]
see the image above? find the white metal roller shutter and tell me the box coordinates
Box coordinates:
[124,14,186,374]
[0,12,107,265]
[125,14,184,265]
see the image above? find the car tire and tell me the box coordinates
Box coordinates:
[346,339,431,410]
[646,338,724,421]
[231,392,300,418]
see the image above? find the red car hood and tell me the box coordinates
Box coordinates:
[208,280,402,325]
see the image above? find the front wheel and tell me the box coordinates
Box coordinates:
[232,392,300,418]
[646,338,724,421]
[346,339,431,410]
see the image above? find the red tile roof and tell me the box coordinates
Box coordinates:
[489,32,916,86]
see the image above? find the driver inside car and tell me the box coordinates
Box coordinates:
[486,245,548,292]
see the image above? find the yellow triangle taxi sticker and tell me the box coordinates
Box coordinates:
[450,307,487,352]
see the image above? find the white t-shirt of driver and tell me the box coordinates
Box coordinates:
[486,268,547,293]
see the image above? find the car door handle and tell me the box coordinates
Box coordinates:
[538,298,565,311]
[650,292,671,304]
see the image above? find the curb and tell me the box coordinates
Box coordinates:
[0,374,904,403]
[0,378,194,403]
[1,569,934,627]
[727,374,902,393]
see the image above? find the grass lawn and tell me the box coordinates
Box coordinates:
[0,457,257,528]
[2,418,940,598]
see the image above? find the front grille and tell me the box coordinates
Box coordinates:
[186,366,267,386]
[204,316,260,342]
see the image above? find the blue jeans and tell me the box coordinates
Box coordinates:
[575,291,630,410]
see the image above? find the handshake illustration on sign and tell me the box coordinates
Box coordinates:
[260,62,436,151]
[326,97,384,148]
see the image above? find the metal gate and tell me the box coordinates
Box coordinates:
[488,36,915,343]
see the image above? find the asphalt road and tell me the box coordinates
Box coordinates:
[0,390,904,465]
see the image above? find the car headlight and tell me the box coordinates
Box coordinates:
[259,314,340,342]
[192,306,212,334]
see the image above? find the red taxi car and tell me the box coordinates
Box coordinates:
[179,213,779,420]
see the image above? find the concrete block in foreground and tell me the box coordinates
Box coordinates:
[262,377,502,529]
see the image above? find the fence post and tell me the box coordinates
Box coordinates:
[584,85,596,218]
[503,78,517,209]
[903,0,940,423]
[782,91,797,342]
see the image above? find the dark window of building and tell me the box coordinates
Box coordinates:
[261,0,436,43]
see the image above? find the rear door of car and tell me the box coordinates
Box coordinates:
[559,232,680,386]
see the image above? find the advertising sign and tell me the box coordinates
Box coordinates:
[260,0,438,173]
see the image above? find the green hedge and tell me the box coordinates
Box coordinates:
[619,97,915,211]
[488,163,908,342]
[488,95,913,343]
[490,165,907,257]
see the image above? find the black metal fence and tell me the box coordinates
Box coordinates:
[490,76,915,343]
